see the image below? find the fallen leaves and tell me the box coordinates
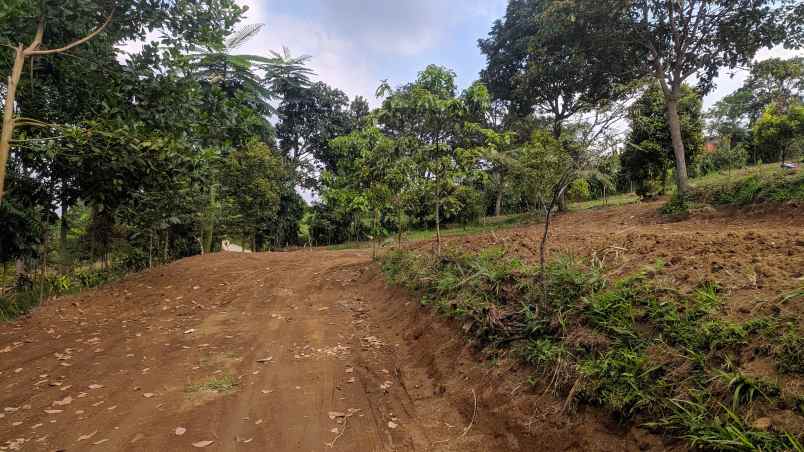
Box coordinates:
[175,427,186,436]
[52,396,72,406]
[143,393,155,398]
[184,329,196,334]
[328,411,346,420]
[192,440,214,448]
[256,357,273,363]
[77,430,98,441]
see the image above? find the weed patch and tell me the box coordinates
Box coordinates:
[186,375,238,393]
[382,247,804,450]
[690,170,804,207]
[0,267,123,321]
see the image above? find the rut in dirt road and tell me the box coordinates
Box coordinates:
[0,250,548,451]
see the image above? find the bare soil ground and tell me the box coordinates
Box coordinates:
[1,200,802,451]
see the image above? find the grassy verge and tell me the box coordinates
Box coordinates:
[326,213,532,251]
[0,266,125,321]
[663,165,804,214]
[382,247,804,451]
[570,193,640,211]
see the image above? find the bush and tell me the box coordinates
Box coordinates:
[636,178,663,200]
[659,193,691,216]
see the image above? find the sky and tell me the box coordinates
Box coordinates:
[234,0,802,110]
[235,0,508,107]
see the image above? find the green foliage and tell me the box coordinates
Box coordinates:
[719,370,779,410]
[621,83,704,195]
[0,265,123,321]
[479,0,634,129]
[566,179,591,203]
[695,143,750,177]
[653,399,803,451]
[512,130,574,210]
[186,374,238,393]
[660,193,691,216]
[753,103,804,164]
[691,171,804,206]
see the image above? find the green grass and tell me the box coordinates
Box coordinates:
[570,193,640,210]
[404,217,529,242]
[326,213,532,251]
[381,247,804,450]
[185,374,238,393]
[690,163,790,190]
[658,163,804,213]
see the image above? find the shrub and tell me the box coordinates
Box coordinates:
[660,193,691,216]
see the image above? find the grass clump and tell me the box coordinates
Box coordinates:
[186,374,238,393]
[775,331,804,374]
[382,247,804,450]
[660,192,692,216]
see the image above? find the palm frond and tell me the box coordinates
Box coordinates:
[225,23,265,51]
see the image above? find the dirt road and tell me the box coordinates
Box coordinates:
[1,249,576,451]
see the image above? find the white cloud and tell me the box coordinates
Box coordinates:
[237,0,386,104]
[236,0,506,106]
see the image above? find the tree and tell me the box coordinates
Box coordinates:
[511,130,574,304]
[377,65,485,254]
[584,0,786,194]
[276,82,360,186]
[0,0,247,204]
[220,140,288,251]
[622,84,704,198]
[706,88,753,143]
[479,0,635,139]
[745,57,803,115]
[0,11,111,203]
[753,103,804,165]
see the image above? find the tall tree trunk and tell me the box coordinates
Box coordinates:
[163,229,169,263]
[495,175,504,217]
[41,220,49,301]
[202,185,216,253]
[1,15,111,204]
[148,230,154,268]
[15,258,24,284]
[435,197,441,255]
[557,192,568,212]
[372,210,378,259]
[664,95,690,194]
[0,47,25,204]
[397,206,403,246]
[59,212,69,253]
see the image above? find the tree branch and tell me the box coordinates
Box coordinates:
[27,13,113,56]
